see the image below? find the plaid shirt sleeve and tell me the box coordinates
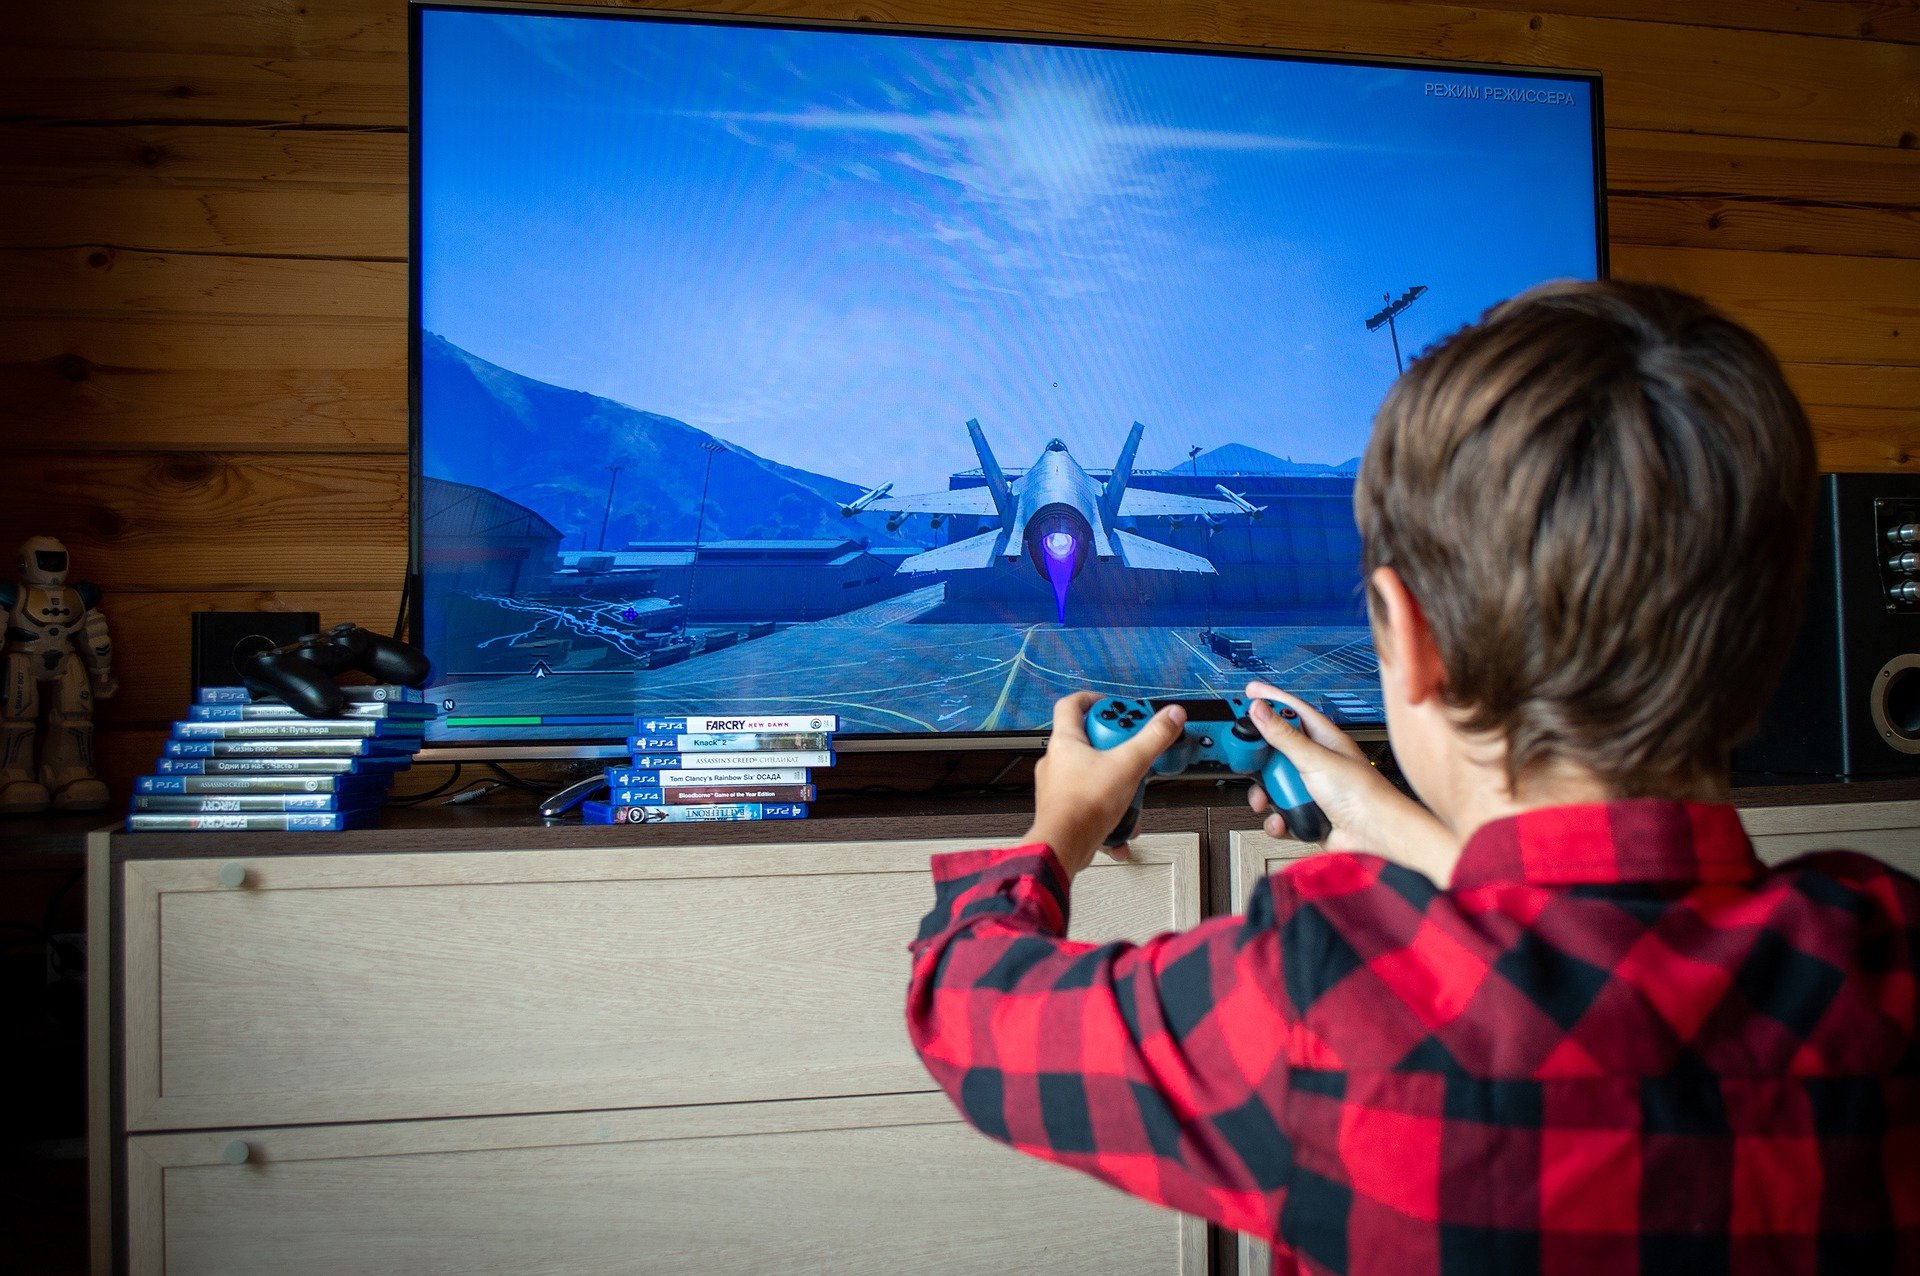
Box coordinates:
[905,843,1295,1237]
[907,805,1920,1275]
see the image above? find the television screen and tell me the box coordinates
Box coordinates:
[413,5,1602,747]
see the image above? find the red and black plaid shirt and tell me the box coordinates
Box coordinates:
[907,799,1920,1274]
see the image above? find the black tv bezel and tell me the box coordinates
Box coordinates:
[406,0,1610,761]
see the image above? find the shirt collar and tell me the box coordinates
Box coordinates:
[1449,799,1760,890]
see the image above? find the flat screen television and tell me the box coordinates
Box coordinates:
[411,2,1605,757]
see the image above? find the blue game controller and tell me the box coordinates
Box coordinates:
[1085,694,1332,847]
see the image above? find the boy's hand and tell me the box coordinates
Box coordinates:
[1023,692,1187,879]
[1243,682,1461,885]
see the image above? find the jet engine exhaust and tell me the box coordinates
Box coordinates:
[1025,505,1091,623]
[1042,537,1077,623]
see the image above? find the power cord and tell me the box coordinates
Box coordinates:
[387,763,465,807]
[484,762,552,794]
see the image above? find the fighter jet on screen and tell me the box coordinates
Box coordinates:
[836,482,893,517]
[847,419,1258,619]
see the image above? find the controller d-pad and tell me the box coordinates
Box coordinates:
[1098,709,1117,721]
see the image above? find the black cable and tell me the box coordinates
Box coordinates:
[484,762,550,794]
[388,763,464,807]
[982,755,1026,789]
[836,752,1036,802]
[40,865,83,935]
[931,752,966,791]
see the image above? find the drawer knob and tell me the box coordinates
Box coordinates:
[220,1139,251,1166]
[216,862,248,889]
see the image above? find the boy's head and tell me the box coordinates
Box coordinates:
[1355,280,1817,800]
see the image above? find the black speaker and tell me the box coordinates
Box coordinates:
[1737,474,1920,775]
[190,611,320,693]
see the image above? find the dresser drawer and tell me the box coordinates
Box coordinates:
[127,1094,1206,1275]
[123,835,1200,1130]
[1225,800,1920,912]
[1739,799,1920,873]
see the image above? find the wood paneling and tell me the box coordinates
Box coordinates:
[0,188,406,258]
[1610,245,1920,365]
[4,248,403,319]
[95,731,177,800]
[0,314,403,369]
[0,363,404,453]
[1607,195,1919,259]
[7,0,409,60]
[1802,404,1920,470]
[1460,1,1920,45]
[0,47,409,127]
[1605,129,1920,205]
[1,0,1916,799]
[0,453,407,589]
[6,1,1920,144]
[0,122,409,189]
[0,122,407,257]
[1790,361,1920,410]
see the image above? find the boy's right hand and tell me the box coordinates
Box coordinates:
[1243,682,1461,886]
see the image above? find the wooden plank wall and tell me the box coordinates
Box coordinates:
[1,0,1916,793]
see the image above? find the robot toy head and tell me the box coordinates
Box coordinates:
[18,536,69,587]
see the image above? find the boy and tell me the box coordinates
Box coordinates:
[907,281,1919,1273]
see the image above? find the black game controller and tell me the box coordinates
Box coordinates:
[241,623,433,718]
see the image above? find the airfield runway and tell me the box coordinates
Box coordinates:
[431,586,1379,741]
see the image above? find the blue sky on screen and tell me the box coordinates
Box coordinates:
[419,10,1597,494]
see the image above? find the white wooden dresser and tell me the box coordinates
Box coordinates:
[88,789,1920,1274]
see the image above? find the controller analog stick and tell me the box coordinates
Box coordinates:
[1083,693,1330,846]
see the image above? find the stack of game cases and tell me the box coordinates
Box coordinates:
[127,684,436,832]
[582,713,834,824]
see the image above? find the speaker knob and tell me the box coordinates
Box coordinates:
[1894,552,1920,575]
[1891,581,1920,605]
[1889,523,1920,546]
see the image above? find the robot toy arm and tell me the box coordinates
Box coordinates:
[75,582,116,700]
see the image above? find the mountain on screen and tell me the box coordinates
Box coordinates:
[419,333,928,550]
[1189,444,1361,476]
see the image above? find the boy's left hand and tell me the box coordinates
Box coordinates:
[1022,692,1187,879]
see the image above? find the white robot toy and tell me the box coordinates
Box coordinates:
[1,537,116,812]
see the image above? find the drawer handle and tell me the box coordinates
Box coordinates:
[220,1140,251,1166]
[216,862,248,889]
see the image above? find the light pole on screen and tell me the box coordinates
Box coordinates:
[1365,285,1428,374]
[682,441,726,637]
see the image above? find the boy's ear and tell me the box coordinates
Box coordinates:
[1370,566,1447,707]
